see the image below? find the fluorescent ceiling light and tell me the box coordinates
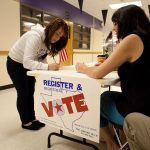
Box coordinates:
[109,1,142,9]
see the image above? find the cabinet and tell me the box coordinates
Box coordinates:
[20,4,56,35]
[73,23,91,50]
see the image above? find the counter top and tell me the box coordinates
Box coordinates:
[27,65,119,87]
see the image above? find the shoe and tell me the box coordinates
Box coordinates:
[32,120,45,128]
[22,122,41,130]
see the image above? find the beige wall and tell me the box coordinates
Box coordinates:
[0,0,20,50]
[0,56,13,85]
[0,0,20,86]
[90,28,104,51]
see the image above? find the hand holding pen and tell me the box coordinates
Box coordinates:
[48,56,60,70]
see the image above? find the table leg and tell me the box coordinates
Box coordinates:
[47,130,100,150]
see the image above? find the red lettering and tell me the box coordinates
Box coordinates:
[62,96,73,114]
[73,93,88,112]
[41,101,53,117]
[41,93,88,117]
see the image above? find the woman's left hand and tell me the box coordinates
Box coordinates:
[75,63,87,73]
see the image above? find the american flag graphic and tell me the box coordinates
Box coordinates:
[59,48,68,63]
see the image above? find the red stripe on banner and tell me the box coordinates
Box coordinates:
[59,48,68,63]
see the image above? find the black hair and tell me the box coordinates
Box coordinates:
[112,5,150,39]
[106,31,112,42]
[44,18,69,57]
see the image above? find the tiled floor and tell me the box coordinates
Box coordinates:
[0,88,107,150]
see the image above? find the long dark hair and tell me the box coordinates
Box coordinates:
[112,5,150,39]
[44,18,69,57]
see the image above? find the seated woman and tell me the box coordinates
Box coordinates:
[76,5,150,150]
[123,112,150,150]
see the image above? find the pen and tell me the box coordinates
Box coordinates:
[53,56,56,63]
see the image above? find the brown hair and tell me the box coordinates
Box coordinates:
[44,18,69,57]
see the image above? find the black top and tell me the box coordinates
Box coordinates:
[116,33,150,117]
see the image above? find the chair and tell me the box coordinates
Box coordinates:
[112,123,129,150]
[106,85,128,150]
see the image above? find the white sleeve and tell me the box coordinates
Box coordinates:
[23,33,48,70]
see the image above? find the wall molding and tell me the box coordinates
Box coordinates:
[73,51,102,54]
[0,51,9,56]
[0,84,14,90]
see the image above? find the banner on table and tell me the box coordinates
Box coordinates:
[35,73,101,142]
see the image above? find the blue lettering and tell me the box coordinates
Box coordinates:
[43,80,74,90]
[43,80,47,85]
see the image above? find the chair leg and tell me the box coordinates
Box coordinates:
[113,126,128,150]
[119,142,128,150]
[113,126,122,147]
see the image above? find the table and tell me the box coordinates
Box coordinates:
[27,65,119,150]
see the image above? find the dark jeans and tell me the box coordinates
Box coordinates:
[7,56,36,124]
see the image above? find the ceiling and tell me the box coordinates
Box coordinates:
[64,0,150,21]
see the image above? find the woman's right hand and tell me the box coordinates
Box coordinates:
[48,63,60,70]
